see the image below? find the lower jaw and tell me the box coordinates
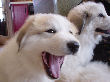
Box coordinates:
[42,51,64,79]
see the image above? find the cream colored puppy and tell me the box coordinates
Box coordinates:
[0,14,79,82]
[57,2,110,82]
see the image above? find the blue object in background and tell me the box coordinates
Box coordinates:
[33,0,54,14]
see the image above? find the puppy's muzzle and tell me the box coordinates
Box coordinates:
[67,41,79,54]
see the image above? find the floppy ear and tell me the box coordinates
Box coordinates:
[78,12,89,34]
[68,9,90,35]
[17,15,34,51]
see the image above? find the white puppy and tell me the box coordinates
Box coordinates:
[0,14,79,82]
[56,2,110,82]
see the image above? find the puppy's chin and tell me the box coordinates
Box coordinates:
[42,51,64,79]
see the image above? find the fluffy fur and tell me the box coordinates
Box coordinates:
[56,2,110,82]
[0,14,79,82]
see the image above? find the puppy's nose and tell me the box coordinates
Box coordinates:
[67,41,79,54]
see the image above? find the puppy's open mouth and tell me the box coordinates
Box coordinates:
[95,28,110,34]
[42,52,64,79]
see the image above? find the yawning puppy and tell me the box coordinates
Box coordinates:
[0,14,79,82]
[56,1,110,82]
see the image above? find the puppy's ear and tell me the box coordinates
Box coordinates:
[78,12,89,34]
[68,9,90,35]
[17,15,34,51]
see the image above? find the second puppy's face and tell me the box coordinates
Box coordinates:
[68,2,110,36]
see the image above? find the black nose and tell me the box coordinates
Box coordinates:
[67,41,79,54]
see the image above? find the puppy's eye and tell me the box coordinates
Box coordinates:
[98,13,105,18]
[45,29,56,33]
[69,31,73,34]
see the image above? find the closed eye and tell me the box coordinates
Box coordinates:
[45,29,56,33]
[98,13,105,18]
[69,31,73,35]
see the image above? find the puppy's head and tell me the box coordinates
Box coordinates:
[68,1,110,37]
[16,14,79,79]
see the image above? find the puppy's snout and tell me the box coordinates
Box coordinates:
[67,41,79,54]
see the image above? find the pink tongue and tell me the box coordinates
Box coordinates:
[49,55,64,78]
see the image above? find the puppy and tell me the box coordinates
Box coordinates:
[0,14,79,82]
[57,2,110,82]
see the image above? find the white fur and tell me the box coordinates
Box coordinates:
[56,2,110,82]
[0,14,79,82]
